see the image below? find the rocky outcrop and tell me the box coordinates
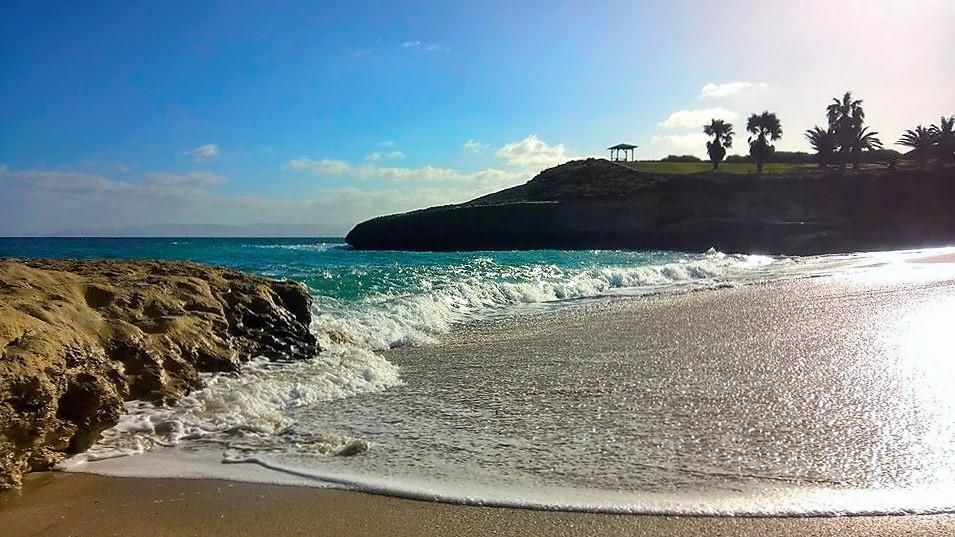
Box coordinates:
[0,259,319,489]
[346,159,955,254]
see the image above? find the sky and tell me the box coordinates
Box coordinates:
[1,0,953,236]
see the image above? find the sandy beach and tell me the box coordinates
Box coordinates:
[1,472,954,536]
[3,262,955,535]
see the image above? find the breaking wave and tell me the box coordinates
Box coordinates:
[309,250,775,349]
[64,250,786,476]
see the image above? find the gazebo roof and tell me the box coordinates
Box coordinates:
[607,143,638,150]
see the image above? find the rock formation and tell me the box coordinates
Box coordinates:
[0,259,319,489]
[346,158,955,254]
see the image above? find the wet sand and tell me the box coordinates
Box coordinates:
[913,252,955,263]
[2,472,954,536]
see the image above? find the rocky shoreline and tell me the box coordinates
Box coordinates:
[346,159,955,254]
[0,258,319,489]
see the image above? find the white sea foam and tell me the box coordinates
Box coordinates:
[241,242,348,251]
[310,251,776,350]
[68,343,401,464]
[66,449,955,517]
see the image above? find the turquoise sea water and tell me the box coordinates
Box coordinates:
[0,237,720,303]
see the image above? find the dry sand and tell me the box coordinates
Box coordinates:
[1,472,954,536]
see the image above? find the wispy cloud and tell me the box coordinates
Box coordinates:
[0,166,226,196]
[285,158,520,185]
[1,134,580,236]
[0,163,503,236]
[401,40,450,52]
[699,81,768,98]
[659,107,738,129]
[366,151,406,161]
[144,171,227,188]
[188,143,219,161]
[463,139,488,154]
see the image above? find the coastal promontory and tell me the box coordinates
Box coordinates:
[0,259,319,489]
[346,158,955,254]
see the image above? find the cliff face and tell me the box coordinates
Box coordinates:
[346,159,955,254]
[0,259,319,489]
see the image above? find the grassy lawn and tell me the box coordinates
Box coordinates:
[619,161,818,175]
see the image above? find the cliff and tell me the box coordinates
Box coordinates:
[0,259,319,489]
[346,158,955,254]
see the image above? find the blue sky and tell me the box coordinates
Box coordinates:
[2,0,953,236]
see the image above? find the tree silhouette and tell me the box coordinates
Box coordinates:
[898,125,936,163]
[930,115,955,161]
[703,119,734,170]
[746,111,782,173]
[826,91,866,169]
[847,126,883,170]
[805,126,837,168]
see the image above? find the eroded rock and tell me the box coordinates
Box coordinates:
[0,259,319,489]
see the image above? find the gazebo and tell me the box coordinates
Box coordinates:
[607,143,637,162]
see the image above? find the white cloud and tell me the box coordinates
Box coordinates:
[378,140,395,147]
[188,144,219,161]
[364,164,461,182]
[287,135,573,185]
[659,107,738,129]
[463,139,488,154]
[365,146,405,161]
[650,133,711,158]
[495,135,572,170]
[699,81,769,98]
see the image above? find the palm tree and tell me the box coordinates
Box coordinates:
[826,91,866,169]
[930,115,955,160]
[703,119,734,170]
[804,126,837,168]
[847,126,883,170]
[826,91,865,130]
[746,111,782,173]
[897,125,936,163]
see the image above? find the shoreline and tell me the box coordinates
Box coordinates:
[4,253,955,534]
[2,472,955,536]
[39,263,955,522]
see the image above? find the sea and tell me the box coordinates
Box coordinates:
[2,237,954,516]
